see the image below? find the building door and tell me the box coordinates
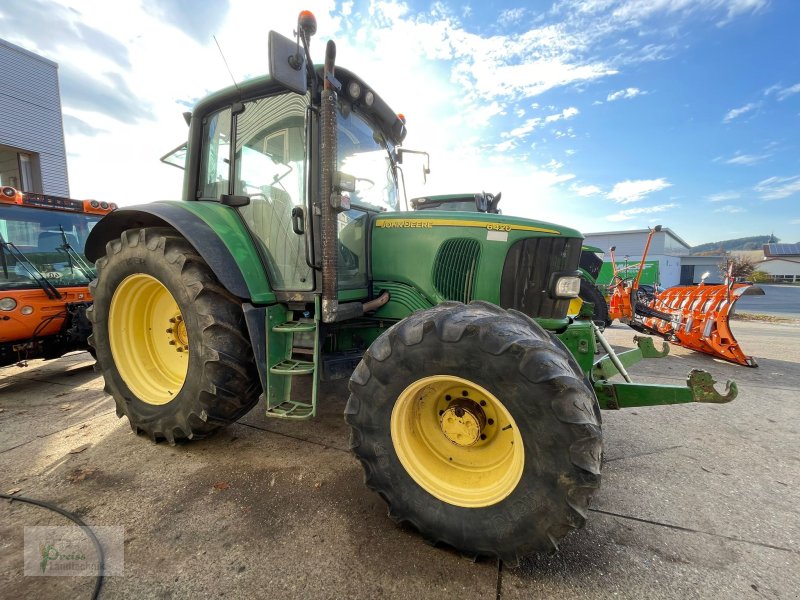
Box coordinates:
[680,264,694,285]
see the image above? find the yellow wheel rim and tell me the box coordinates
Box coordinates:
[391,375,524,508]
[108,274,189,405]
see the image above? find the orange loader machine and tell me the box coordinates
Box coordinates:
[0,186,115,368]
[607,225,762,367]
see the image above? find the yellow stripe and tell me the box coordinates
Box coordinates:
[375,218,560,235]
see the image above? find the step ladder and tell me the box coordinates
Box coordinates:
[264,300,319,420]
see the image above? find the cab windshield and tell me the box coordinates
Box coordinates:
[337,103,398,212]
[0,205,99,290]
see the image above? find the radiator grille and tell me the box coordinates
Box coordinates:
[500,237,582,319]
[432,238,481,303]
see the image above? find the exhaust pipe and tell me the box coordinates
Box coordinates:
[320,39,340,323]
[318,40,389,322]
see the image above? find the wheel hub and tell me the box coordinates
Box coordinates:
[440,399,486,446]
[167,315,189,352]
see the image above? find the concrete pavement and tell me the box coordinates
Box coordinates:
[1,318,798,599]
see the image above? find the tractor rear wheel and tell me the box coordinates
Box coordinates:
[87,228,260,442]
[345,301,602,563]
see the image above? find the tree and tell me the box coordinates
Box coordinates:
[752,270,771,283]
[720,255,756,281]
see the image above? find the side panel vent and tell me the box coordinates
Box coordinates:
[432,238,481,303]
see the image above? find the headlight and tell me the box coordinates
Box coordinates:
[21,305,34,315]
[0,297,17,311]
[553,276,581,298]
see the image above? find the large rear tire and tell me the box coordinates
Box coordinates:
[87,228,261,442]
[345,301,602,563]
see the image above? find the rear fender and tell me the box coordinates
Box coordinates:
[84,201,274,302]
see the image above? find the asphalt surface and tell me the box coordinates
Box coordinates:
[736,284,800,319]
[1,319,799,599]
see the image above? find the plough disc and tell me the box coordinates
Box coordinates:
[632,283,763,367]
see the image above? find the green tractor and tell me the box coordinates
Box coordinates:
[85,13,736,563]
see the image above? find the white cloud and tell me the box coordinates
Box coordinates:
[724,152,769,166]
[606,203,678,222]
[722,102,758,123]
[790,219,800,225]
[607,178,672,204]
[498,7,527,26]
[754,176,800,201]
[596,0,768,25]
[713,205,745,213]
[571,183,603,197]
[707,191,740,202]
[776,83,800,101]
[606,87,644,101]
[502,106,579,138]
[548,106,580,122]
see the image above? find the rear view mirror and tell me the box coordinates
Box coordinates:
[268,30,307,95]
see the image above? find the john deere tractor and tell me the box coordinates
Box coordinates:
[85,13,736,562]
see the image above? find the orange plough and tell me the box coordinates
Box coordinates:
[607,226,763,367]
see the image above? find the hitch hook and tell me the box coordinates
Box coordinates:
[687,369,737,403]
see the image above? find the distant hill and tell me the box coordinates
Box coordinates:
[691,235,778,255]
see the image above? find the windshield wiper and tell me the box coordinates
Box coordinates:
[58,225,94,281]
[0,237,7,280]
[0,233,62,300]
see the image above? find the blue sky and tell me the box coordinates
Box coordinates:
[2,0,798,246]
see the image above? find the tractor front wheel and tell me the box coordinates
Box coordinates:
[580,278,611,327]
[87,228,261,442]
[345,302,602,563]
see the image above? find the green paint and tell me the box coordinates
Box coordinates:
[163,201,276,303]
[594,381,695,409]
[555,320,596,373]
[371,210,581,312]
[596,260,660,286]
[264,299,319,419]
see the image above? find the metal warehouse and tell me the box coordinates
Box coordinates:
[0,38,69,196]
[582,227,692,288]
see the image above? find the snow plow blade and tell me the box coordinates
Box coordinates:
[634,283,763,367]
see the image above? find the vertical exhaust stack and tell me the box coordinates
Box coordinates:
[319,40,343,323]
[316,27,390,322]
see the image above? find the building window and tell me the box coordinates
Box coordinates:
[0,146,38,192]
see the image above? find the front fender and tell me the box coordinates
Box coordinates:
[85,201,274,302]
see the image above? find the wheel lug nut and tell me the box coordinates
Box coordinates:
[177,347,184,352]
[166,328,173,333]
[169,317,176,323]
[169,340,176,346]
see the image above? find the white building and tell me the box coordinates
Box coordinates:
[0,39,69,196]
[759,244,800,282]
[582,227,691,288]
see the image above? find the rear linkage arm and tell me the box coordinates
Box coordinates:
[590,326,737,410]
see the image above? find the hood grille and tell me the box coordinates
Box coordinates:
[432,238,481,303]
[500,237,582,319]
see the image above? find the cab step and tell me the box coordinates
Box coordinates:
[264,301,320,421]
[270,358,315,375]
